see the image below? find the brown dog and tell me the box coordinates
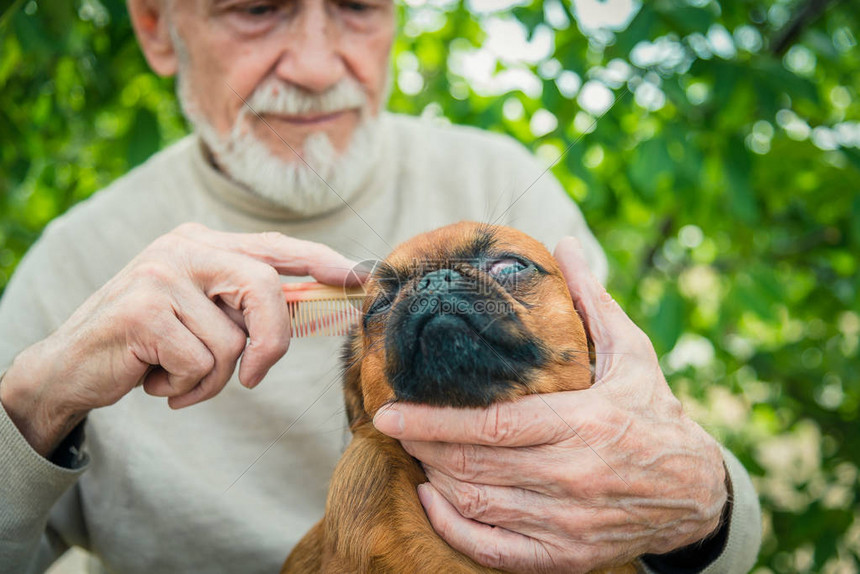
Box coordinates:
[282,222,637,573]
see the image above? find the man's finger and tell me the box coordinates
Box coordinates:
[174,223,362,286]
[403,441,554,490]
[136,316,215,398]
[417,482,555,573]
[215,298,248,332]
[192,250,291,388]
[373,393,598,446]
[168,291,248,409]
[422,465,558,535]
[554,236,651,357]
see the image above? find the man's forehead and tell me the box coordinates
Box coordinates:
[169,0,396,32]
[201,0,396,7]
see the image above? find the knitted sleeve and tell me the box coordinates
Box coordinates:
[0,222,93,573]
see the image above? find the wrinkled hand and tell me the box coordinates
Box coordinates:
[1,223,359,456]
[372,237,728,573]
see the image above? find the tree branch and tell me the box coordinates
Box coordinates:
[771,0,844,56]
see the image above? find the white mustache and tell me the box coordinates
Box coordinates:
[246,76,368,116]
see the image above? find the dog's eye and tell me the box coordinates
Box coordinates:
[362,293,394,329]
[367,294,393,316]
[488,258,529,279]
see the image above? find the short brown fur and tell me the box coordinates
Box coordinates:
[282,222,638,574]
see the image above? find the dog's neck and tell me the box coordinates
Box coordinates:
[321,423,501,573]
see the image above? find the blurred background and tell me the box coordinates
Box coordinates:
[1,0,859,572]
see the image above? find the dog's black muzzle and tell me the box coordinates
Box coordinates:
[385,268,546,407]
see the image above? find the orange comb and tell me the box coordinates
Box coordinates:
[282,282,366,338]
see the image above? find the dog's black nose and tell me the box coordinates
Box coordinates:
[416,268,465,293]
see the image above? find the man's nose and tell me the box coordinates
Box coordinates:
[275,4,347,94]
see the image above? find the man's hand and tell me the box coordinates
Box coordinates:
[0,223,360,457]
[372,236,728,573]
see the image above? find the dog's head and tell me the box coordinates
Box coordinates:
[342,222,592,427]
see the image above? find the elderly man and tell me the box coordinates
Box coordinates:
[0,1,760,573]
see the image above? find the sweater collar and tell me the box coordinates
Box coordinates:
[188,115,391,222]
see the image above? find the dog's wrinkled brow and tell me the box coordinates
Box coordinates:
[452,228,498,261]
[381,227,504,282]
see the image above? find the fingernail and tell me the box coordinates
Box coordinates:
[243,371,264,389]
[417,482,433,509]
[373,407,404,436]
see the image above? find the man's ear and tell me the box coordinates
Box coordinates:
[127,0,178,77]
[341,328,369,430]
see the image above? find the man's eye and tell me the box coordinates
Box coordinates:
[339,0,371,12]
[243,3,277,16]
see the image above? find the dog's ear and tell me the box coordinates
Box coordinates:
[341,326,369,430]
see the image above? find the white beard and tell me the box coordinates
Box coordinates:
[173,39,384,217]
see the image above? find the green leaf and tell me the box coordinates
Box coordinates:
[555,34,588,77]
[511,3,543,38]
[541,78,563,117]
[11,9,53,56]
[723,138,759,224]
[564,144,602,197]
[662,5,715,35]
[628,138,673,201]
[849,197,860,250]
[843,148,860,174]
[710,60,741,109]
[614,4,655,55]
[731,271,778,322]
[650,287,684,354]
[126,108,160,167]
[752,59,820,106]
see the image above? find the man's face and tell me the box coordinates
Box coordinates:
[169,0,395,160]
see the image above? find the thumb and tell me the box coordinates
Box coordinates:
[553,237,650,356]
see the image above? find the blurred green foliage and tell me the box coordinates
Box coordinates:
[1,0,859,571]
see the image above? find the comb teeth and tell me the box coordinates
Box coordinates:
[281,283,366,338]
[286,296,364,338]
